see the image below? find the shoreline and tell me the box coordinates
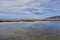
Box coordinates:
[0,20,60,22]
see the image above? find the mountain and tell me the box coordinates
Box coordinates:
[42,16,60,21]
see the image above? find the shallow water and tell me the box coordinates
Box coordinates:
[0,21,60,40]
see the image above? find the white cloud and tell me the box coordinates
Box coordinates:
[0,0,60,19]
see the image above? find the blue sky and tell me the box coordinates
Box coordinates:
[0,0,60,20]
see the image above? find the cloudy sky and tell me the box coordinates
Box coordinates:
[0,0,60,20]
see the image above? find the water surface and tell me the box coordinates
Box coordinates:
[0,21,60,40]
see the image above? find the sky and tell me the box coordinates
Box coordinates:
[0,0,60,20]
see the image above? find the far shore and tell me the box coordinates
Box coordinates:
[0,19,60,22]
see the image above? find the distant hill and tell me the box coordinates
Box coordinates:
[49,16,60,18]
[42,16,60,21]
[0,16,60,22]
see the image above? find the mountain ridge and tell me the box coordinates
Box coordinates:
[42,16,60,21]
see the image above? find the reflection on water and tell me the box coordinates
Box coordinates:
[0,21,60,40]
